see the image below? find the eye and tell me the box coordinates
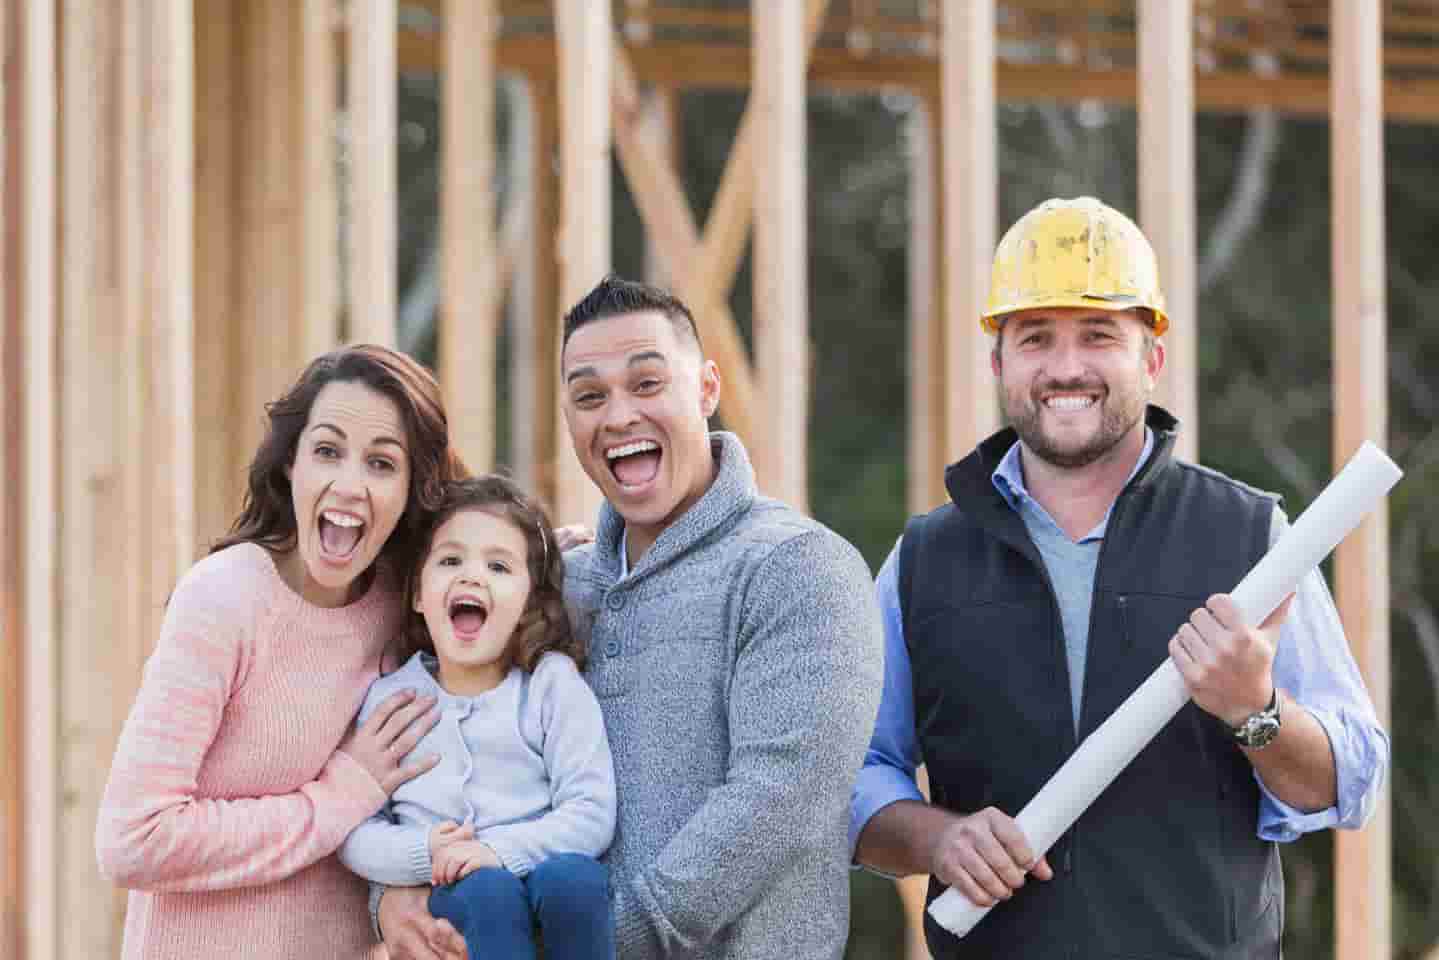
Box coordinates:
[634,377,663,394]
[573,390,604,409]
[369,456,398,473]
[437,555,461,567]
[314,442,340,459]
[488,560,512,575]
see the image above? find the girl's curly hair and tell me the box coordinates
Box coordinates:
[398,475,581,673]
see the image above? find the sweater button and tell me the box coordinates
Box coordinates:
[604,640,620,657]
[606,592,625,611]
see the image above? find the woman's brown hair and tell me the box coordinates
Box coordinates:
[211,344,468,577]
[399,475,581,673]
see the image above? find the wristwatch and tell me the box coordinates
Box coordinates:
[1231,688,1282,749]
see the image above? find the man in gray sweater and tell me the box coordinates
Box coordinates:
[377,276,884,959]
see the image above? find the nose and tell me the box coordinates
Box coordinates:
[602,390,641,433]
[329,458,368,500]
[1046,335,1088,381]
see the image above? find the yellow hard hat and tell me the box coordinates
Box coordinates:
[982,196,1169,336]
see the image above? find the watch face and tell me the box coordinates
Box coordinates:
[1236,715,1280,748]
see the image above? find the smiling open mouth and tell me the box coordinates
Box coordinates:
[449,597,488,635]
[319,510,364,559]
[606,439,662,489]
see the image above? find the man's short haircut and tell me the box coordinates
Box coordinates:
[561,274,703,358]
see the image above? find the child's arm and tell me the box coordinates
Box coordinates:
[95,560,390,893]
[339,809,446,888]
[476,654,617,876]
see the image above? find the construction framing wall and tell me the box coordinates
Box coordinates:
[0,2,1401,957]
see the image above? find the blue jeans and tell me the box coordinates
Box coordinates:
[428,853,614,960]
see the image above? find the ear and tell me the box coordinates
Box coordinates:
[698,359,721,419]
[990,343,1002,378]
[1145,336,1166,388]
[411,582,424,614]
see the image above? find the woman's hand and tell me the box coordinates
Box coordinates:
[431,839,502,886]
[338,689,441,794]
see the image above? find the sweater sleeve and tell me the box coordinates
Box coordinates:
[613,530,885,954]
[95,555,388,892]
[338,808,435,887]
[478,654,617,876]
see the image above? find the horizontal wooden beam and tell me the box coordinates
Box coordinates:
[386,31,1439,122]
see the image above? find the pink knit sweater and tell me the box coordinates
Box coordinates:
[97,542,403,959]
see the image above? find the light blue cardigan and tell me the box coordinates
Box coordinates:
[339,650,615,885]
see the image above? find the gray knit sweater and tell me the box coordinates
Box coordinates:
[564,432,884,959]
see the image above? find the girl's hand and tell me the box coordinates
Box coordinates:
[428,821,473,857]
[553,524,595,552]
[431,839,501,886]
[337,689,441,794]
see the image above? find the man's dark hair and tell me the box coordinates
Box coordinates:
[561,274,703,356]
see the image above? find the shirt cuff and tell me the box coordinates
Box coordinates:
[850,764,926,864]
[368,883,387,943]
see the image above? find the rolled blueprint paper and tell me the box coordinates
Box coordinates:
[928,440,1403,938]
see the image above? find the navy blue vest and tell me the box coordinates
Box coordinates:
[901,408,1284,959]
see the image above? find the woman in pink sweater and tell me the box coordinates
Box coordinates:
[96,344,469,959]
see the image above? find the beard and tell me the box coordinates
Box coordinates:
[1004,373,1148,469]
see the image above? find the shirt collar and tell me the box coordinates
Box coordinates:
[991,426,1155,540]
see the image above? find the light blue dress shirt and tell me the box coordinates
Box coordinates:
[850,432,1390,857]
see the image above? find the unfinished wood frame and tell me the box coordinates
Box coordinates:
[906,98,946,515]
[552,0,612,525]
[1330,2,1392,958]
[346,0,398,347]
[941,0,999,462]
[12,4,58,956]
[441,0,500,473]
[751,0,809,509]
[1139,1,1198,461]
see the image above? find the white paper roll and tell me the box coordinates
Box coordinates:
[927,441,1402,938]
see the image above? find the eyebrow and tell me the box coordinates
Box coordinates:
[310,422,407,450]
[565,350,669,385]
[432,539,522,560]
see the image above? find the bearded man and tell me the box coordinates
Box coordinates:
[850,197,1388,959]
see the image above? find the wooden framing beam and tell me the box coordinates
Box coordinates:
[517,78,561,506]
[441,0,499,474]
[2,3,18,954]
[300,0,340,361]
[393,33,1439,124]
[640,88,680,287]
[552,0,611,525]
[347,0,397,346]
[906,99,946,515]
[1331,2,1391,958]
[16,4,57,955]
[1138,0,1198,461]
[941,0,999,462]
[195,0,241,548]
[752,0,809,509]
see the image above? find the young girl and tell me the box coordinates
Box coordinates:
[340,475,616,960]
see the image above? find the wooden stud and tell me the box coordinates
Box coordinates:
[552,0,611,525]
[940,0,999,462]
[1,0,19,953]
[300,0,340,361]
[752,0,809,509]
[906,99,947,515]
[1331,2,1391,958]
[441,0,499,474]
[347,0,398,346]
[194,0,241,547]
[525,79,562,507]
[1139,1,1198,461]
[640,87,680,287]
[17,3,58,954]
